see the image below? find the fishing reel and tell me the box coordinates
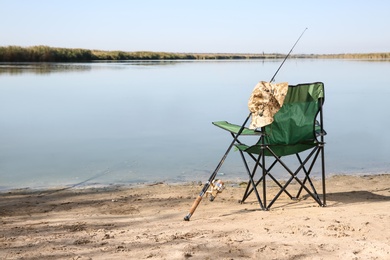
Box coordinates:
[206,179,225,201]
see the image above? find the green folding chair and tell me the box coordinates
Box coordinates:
[213,82,326,210]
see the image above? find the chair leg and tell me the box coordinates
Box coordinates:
[295,152,322,202]
[238,150,265,210]
[266,147,324,208]
[239,151,257,203]
[320,145,326,206]
[241,153,293,203]
[295,147,326,207]
[241,146,325,209]
[261,146,267,209]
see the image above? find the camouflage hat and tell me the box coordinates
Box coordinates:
[248,81,288,129]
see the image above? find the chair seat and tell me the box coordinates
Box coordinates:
[235,142,318,157]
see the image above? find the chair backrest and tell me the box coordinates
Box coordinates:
[263,82,325,146]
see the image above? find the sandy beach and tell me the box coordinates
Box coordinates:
[1,174,389,259]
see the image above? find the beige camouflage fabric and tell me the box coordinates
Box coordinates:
[248,81,288,129]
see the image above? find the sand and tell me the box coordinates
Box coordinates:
[1,174,389,260]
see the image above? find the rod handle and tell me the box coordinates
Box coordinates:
[183,195,203,221]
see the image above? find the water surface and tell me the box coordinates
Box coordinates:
[1,60,389,190]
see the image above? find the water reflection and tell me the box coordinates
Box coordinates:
[0,63,96,75]
[0,60,190,75]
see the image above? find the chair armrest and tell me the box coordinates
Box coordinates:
[212,121,261,135]
[315,120,327,136]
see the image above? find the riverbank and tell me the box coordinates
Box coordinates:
[1,174,389,259]
[1,45,390,62]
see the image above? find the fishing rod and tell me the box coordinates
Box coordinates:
[183,28,308,221]
[270,27,307,82]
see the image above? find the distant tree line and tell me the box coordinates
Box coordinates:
[0,46,286,62]
[0,45,389,62]
[0,46,94,62]
[315,53,390,60]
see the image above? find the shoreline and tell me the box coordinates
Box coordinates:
[1,173,389,259]
[2,171,388,194]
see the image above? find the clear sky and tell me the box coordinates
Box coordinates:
[1,0,389,54]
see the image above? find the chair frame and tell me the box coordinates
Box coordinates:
[213,82,326,210]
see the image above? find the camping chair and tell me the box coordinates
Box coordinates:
[213,82,326,210]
